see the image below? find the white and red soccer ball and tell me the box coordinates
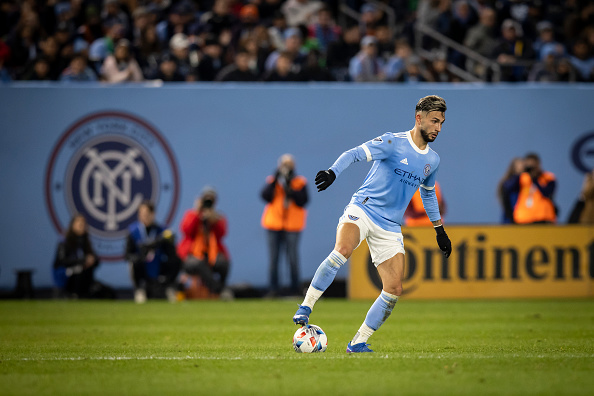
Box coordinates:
[293,324,328,353]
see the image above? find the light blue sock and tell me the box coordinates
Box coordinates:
[364,290,399,331]
[311,250,346,292]
[302,250,347,309]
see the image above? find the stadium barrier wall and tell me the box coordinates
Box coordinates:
[349,225,594,299]
[0,83,593,290]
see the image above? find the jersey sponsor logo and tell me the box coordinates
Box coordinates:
[424,164,431,176]
[372,137,383,144]
[45,111,180,260]
[400,158,408,165]
[348,215,360,221]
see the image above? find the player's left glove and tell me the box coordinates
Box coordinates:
[434,225,451,258]
[315,169,336,192]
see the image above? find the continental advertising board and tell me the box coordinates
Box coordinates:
[349,226,594,299]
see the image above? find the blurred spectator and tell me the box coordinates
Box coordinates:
[384,38,413,81]
[101,39,144,82]
[22,56,52,81]
[88,23,125,72]
[404,182,446,226]
[268,10,288,51]
[374,25,394,61]
[528,50,576,82]
[232,4,261,47]
[349,35,385,82]
[52,214,100,298]
[359,3,383,37]
[101,0,130,36]
[568,38,594,81]
[427,50,460,82]
[215,49,259,81]
[238,33,271,76]
[326,24,361,81]
[261,154,308,296]
[156,0,196,44]
[533,20,565,61]
[264,50,300,81]
[396,55,431,82]
[167,32,195,80]
[156,53,185,81]
[264,27,307,73]
[281,0,324,27]
[492,19,536,81]
[137,23,163,78]
[307,6,340,52]
[177,187,231,297]
[125,201,181,303]
[504,153,557,224]
[497,157,524,224]
[59,54,97,81]
[197,37,223,81]
[197,0,238,38]
[568,170,594,224]
[464,7,498,77]
[257,0,284,25]
[297,48,334,81]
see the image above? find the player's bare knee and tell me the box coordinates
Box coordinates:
[333,244,354,259]
[383,283,403,296]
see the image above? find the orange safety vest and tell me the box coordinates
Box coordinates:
[513,172,556,224]
[191,229,219,266]
[261,175,307,232]
[404,183,444,226]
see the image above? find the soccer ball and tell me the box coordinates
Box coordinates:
[292,324,328,353]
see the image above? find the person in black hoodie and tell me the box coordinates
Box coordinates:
[53,214,100,298]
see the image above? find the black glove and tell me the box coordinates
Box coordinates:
[435,225,451,258]
[315,169,336,192]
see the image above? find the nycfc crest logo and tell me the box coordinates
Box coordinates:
[45,111,180,260]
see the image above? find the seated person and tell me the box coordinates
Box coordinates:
[53,214,100,298]
[125,201,180,303]
[177,187,230,296]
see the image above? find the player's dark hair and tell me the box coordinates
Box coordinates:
[65,214,94,255]
[139,200,155,213]
[415,95,447,114]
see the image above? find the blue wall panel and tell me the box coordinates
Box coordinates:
[0,83,592,289]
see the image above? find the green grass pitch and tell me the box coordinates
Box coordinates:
[1,298,593,395]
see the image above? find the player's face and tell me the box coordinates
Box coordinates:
[418,111,445,143]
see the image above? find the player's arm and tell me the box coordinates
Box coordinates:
[420,166,451,258]
[315,134,394,192]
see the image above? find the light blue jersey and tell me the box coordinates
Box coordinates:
[330,131,441,233]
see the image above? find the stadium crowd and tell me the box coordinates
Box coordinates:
[1,0,593,83]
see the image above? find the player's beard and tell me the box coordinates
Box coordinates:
[420,127,436,143]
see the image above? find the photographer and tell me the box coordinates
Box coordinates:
[177,187,230,297]
[125,201,181,303]
[503,153,557,224]
[261,154,309,296]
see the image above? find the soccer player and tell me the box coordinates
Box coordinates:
[293,95,452,353]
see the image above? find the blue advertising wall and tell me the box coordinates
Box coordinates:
[0,83,592,290]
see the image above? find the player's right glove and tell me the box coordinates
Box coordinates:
[315,169,336,192]
[434,225,452,258]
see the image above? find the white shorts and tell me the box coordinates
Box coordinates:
[338,204,405,267]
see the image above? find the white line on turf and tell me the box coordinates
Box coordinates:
[3,353,593,362]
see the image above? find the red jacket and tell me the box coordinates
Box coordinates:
[177,209,229,261]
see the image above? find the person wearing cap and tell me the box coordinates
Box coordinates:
[100,38,144,82]
[533,21,565,61]
[264,27,307,72]
[167,32,194,80]
[177,187,231,298]
[261,154,308,296]
[492,18,535,81]
[349,35,385,82]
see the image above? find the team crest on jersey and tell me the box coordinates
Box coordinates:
[45,111,180,260]
[424,164,431,176]
[348,215,360,221]
[372,137,383,144]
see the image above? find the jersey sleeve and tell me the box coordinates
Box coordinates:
[329,133,395,177]
[419,159,441,222]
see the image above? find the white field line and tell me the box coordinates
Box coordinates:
[3,353,594,362]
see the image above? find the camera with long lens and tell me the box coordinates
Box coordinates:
[202,198,214,208]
